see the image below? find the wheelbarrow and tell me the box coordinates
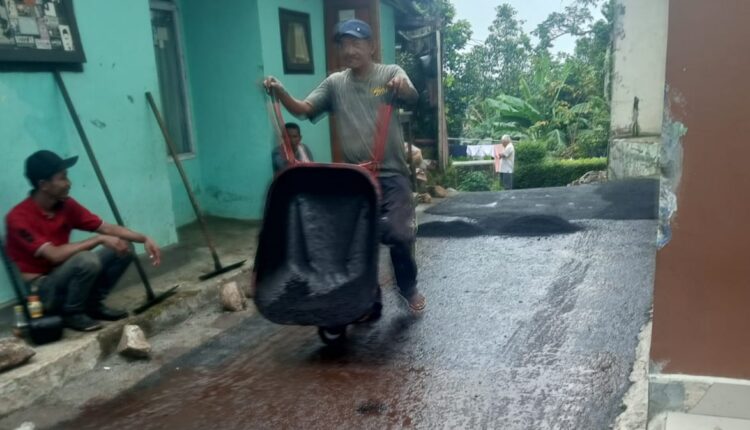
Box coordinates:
[252,89,394,346]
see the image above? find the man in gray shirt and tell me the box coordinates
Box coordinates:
[264,19,426,316]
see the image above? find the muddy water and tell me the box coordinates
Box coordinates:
[57,307,429,430]
[53,219,656,430]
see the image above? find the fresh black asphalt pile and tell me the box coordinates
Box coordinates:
[418,179,659,238]
[418,214,581,238]
[501,214,582,236]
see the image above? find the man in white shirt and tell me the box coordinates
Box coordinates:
[499,135,515,190]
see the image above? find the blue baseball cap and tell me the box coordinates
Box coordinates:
[334,19,372,42]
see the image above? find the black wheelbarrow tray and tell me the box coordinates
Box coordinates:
[252,162,382,346]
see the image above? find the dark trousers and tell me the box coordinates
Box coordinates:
[31,248,133,315]
[501,172,514,190]
[379,175,418,300]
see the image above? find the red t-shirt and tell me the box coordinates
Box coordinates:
[4,197,103,274]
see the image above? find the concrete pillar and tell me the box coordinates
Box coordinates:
[608,0,669,179]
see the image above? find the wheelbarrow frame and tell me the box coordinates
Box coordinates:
[252,89,395,345]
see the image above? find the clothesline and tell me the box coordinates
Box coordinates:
[448,137,507,145]
[466,144,495,158]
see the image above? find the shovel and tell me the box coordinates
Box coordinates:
[54,71,179,314]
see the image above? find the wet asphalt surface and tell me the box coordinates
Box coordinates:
[50,180,658,430]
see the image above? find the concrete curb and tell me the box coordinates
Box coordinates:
[612,318,652,430]
[0,199,439,418]
[0,267,252,418]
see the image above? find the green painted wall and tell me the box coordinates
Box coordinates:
[179,0,274,220]
[178,0,331,221]
[167,157,201,227]
[0,0,178,305]
[380,3,396,65]
[257,0,331,167]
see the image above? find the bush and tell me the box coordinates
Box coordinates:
[515,157,607,189]
[458,170,493,191]
[571,129,609,158]
[514,141,547,165]
[429,163,459,189]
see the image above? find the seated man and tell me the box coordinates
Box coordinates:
[271,122,314,173]
[4,150,162,332]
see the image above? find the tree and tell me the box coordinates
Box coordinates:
[411,0,472,74]
[404,0,473,138]
[443,4,532,136]
[481,4,533,96]
[456,0,614,158]
[533,0,601,52]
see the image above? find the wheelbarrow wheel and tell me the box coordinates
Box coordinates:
[318,326,347,347]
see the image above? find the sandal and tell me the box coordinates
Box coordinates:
[404,293,426,316]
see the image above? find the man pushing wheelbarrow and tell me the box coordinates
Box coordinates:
[260,19,426,329]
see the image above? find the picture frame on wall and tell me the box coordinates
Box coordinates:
[0,0,86,64]
[279,8,313,75]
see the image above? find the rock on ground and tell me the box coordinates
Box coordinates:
[429,185,448,198]
[416,193,432,204]
[220,281,247,312]
[0,338,35,373]
[405,143,423,168]
[570,170,608,186]
[244,272,256,298]
[117,325,151,359]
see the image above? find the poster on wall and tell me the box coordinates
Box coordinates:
[0,0,85,64]
[279,8,314,74]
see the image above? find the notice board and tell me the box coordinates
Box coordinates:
[0,0,85,64]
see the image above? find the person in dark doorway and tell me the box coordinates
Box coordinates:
[4,150,162,332]
[271,122,314,174]
[499,134,515,190]
[263,18,426,315]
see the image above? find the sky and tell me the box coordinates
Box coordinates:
[451,0,601,54]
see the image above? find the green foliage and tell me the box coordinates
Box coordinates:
[515,157,607,189]
[458,170,493,192]
[439,0,614,159]
[443,4,533,136]
[411,0,473,138]
[515,141,548,165]
[397,51,437,139]
[429,163,460,189]
[430,163,497,192]
[533,0,600,52]
[464,95,541,139]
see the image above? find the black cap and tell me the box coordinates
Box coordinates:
[25,150,78,187]
[334,19,372,42]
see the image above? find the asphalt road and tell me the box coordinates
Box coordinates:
[47,180,658,430]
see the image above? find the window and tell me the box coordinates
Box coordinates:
[150,0,194,156]
[279,9,314,74]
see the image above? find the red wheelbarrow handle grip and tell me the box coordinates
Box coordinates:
[269,88,297,166]
[365,91,398,175]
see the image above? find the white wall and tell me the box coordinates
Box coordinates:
[610,0,669,137]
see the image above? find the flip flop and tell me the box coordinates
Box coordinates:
[402,293,426,316]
